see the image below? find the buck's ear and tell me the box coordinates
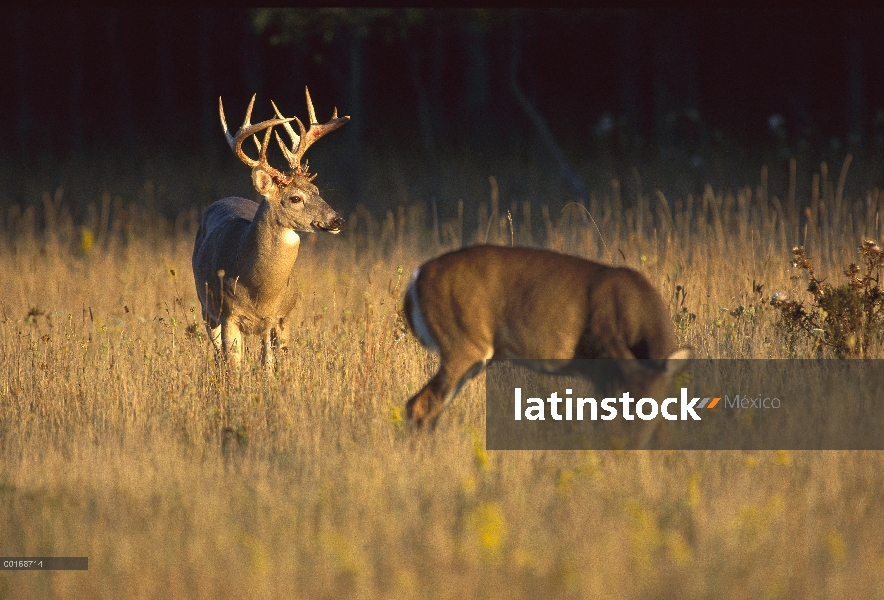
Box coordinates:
[252,167,277,198]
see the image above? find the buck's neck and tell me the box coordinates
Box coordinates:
[239,199,301,294]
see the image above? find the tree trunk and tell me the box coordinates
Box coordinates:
[407,40,439,178]
[789,13,813,143]
[429,13,446,150]
[68,8,85,157]
[612,10,643,200]
[105,10,136,149]
[461,11,491,143]
[13,9,31,160]
[616,11,641,141]
[155,8,174,148]
[343,26,366,206]
[845,11,865,147]
[240,9,263,98]
[509,14,586,200]
[198,9,217,163]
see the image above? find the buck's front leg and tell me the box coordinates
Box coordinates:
[274,316,291,354]
[221,319,244,369]
[205,317,223,357]
[260,318,291,371]
[260,328,276,371]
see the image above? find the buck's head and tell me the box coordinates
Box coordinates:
[220,89,349,234]
[251,166,344,234]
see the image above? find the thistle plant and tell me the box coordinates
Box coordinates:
[772,240,884,357]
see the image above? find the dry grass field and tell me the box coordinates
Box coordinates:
[3,157,884,598]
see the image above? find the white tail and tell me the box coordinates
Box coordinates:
[403,245,690,448]
[192,88,348,368]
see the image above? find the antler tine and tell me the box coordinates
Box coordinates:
[305,87,318,125]
[242,94,256,128]
[219,94,296,177]
[271,100,301,146]
[271,100,301,169]
[219,94,259,152]
[274,132,295,168]
[283,86,350,170]
[258,126,274,164]
[219,96,235,149]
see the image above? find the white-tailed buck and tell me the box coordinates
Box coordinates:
[404,245,690,447]
[193,89,348,368]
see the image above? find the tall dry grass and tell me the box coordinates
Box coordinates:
[2,156,884,598]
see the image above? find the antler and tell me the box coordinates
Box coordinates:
[272,87,350,174]
[219,94,295,180]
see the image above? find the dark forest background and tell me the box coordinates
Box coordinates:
[3,8,884,226]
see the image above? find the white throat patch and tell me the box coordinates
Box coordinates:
[281,229,301,246]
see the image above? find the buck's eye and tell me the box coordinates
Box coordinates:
[290,195,303,204]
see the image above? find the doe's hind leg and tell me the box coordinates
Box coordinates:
[407,358,486,429]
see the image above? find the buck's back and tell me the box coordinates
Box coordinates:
[192,197,260,305]
[194,197,258,261]
[197,197,258,238]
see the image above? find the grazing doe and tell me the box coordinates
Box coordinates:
[192,88,348,368]
[403,245,690,447]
